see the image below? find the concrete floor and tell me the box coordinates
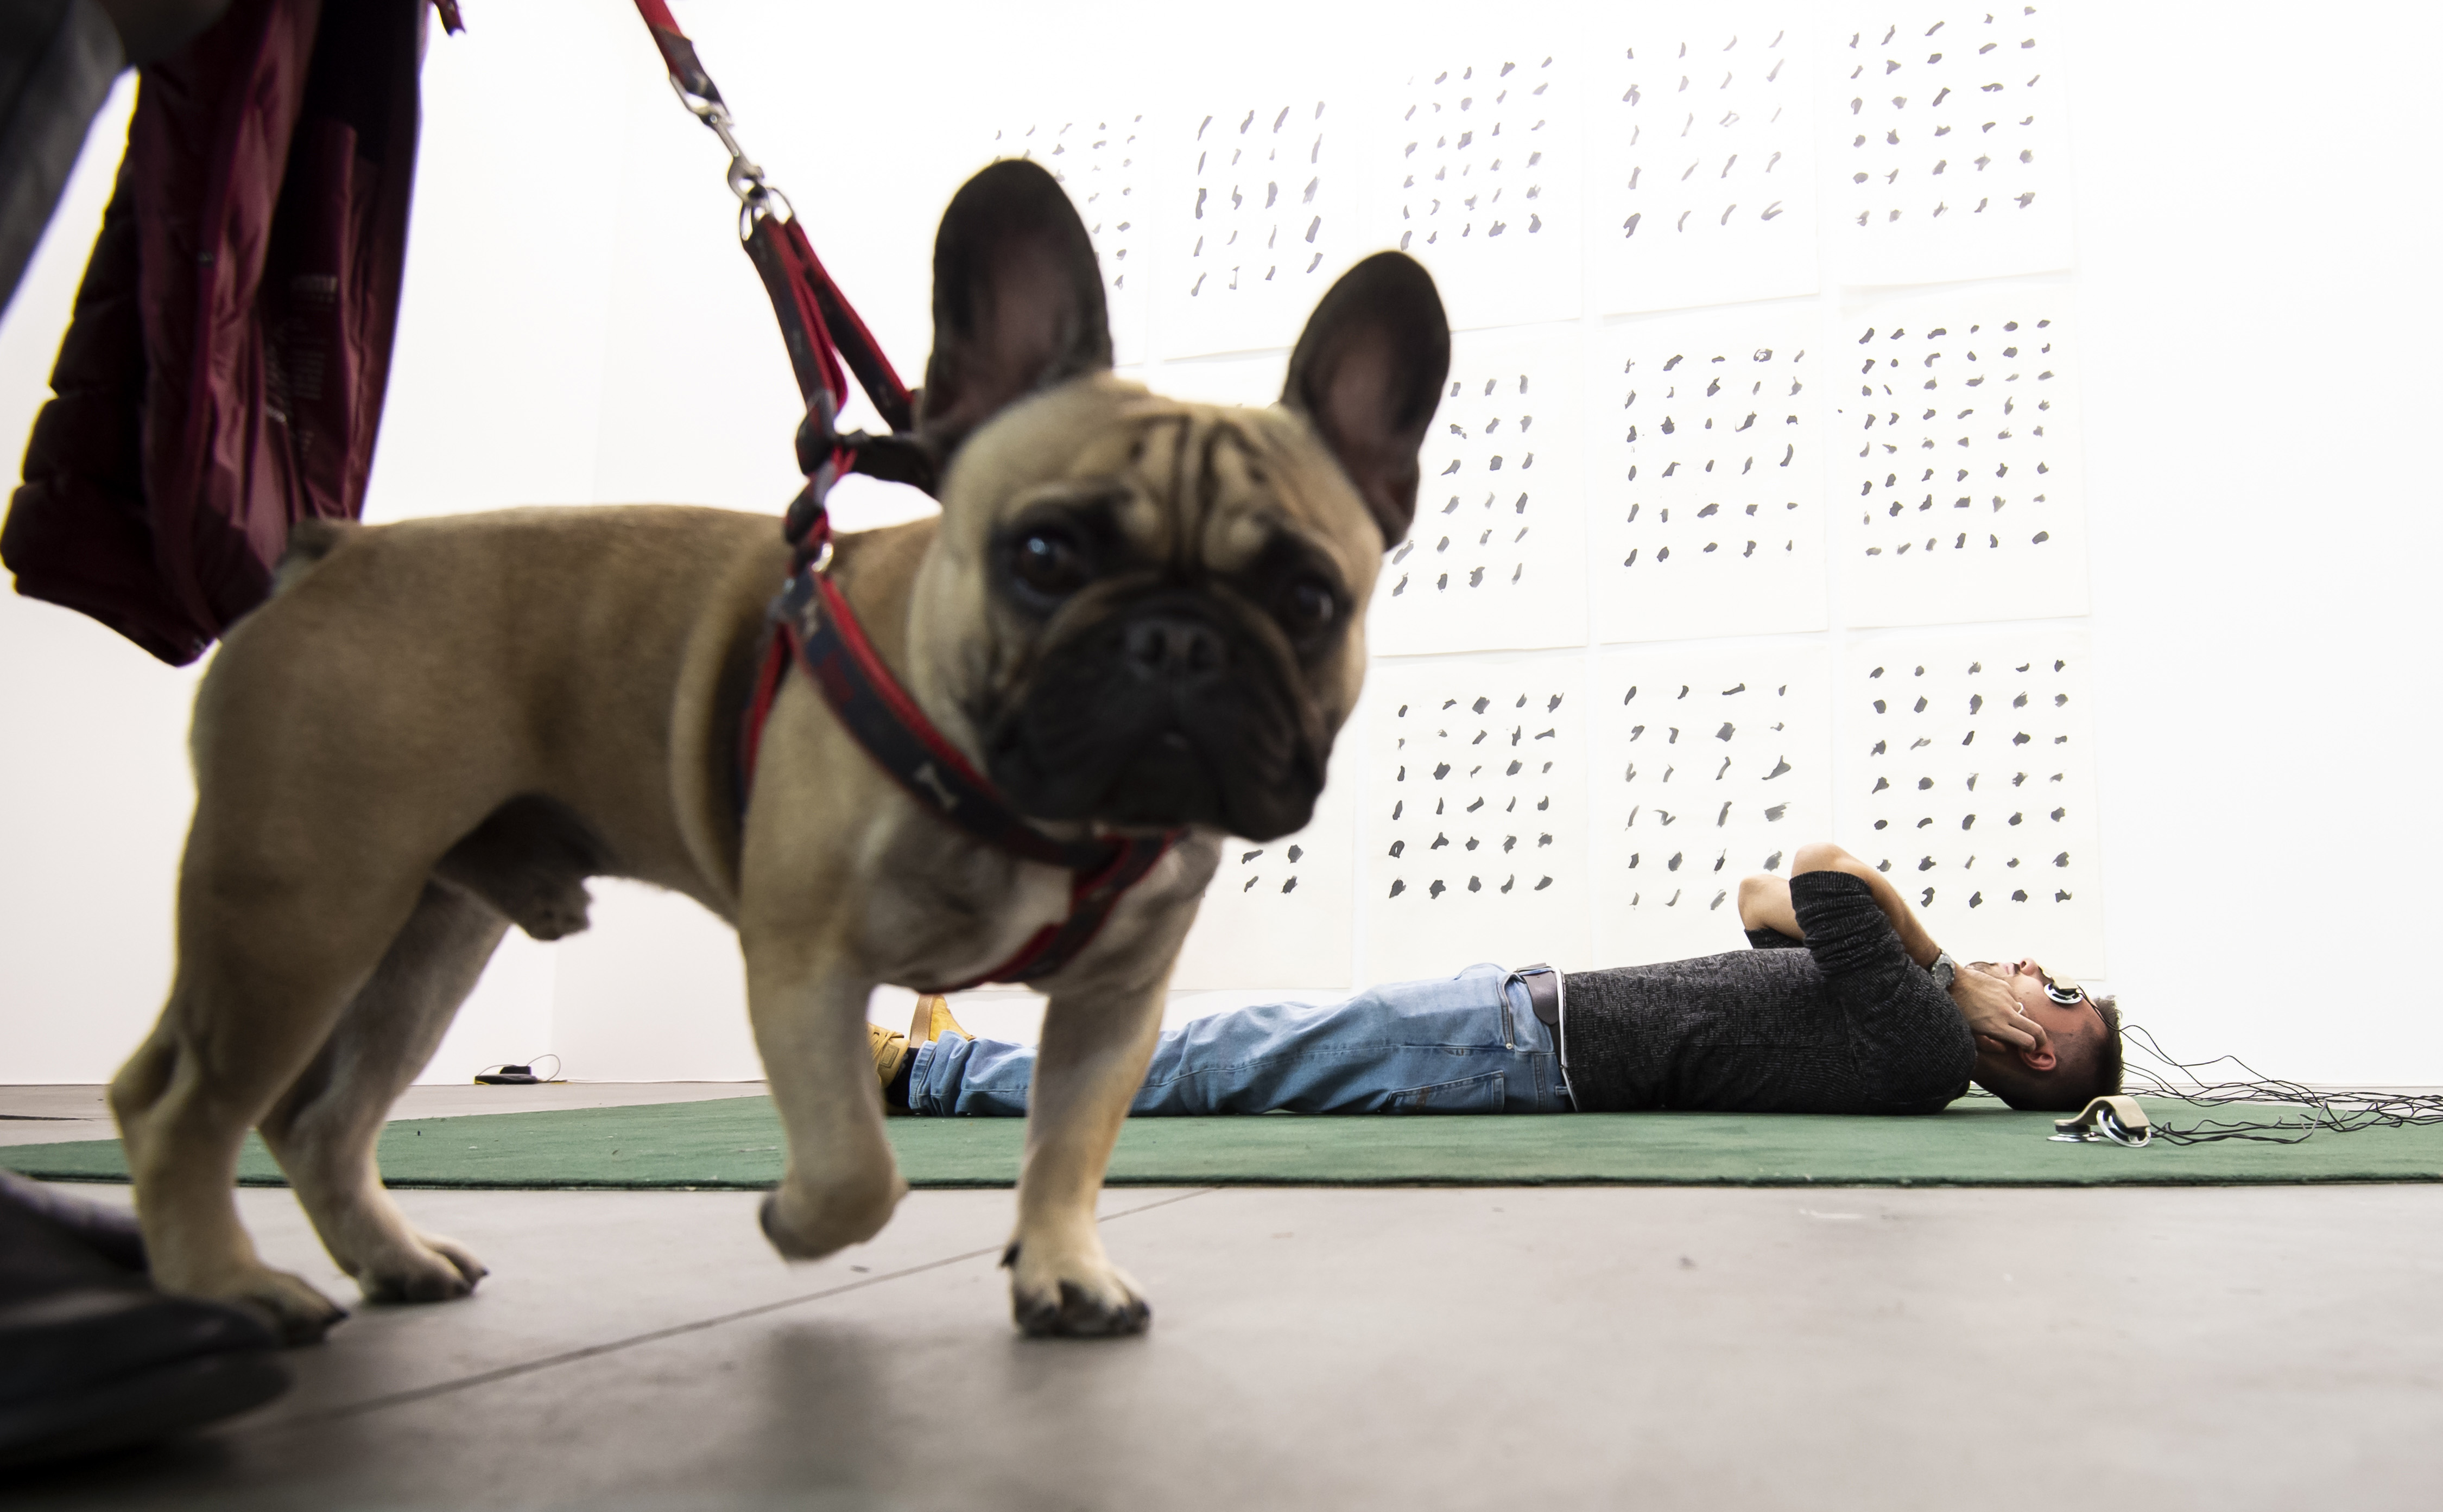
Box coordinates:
[5,1176,2439,1510]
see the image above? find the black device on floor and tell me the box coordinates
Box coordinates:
[473,1056,561,1087]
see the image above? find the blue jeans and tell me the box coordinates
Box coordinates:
[904,964,1569,1116]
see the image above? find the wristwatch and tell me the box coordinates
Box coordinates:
[1928,950,1958,990]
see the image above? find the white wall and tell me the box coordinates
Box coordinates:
[0,76,193,1085]
[2075,3,2443,1080]
[4,2,2438,1085]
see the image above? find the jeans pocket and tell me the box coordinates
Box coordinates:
[1384,1070,1508,1114]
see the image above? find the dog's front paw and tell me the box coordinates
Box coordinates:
[758,1167,904,1261]
[351,1231,489,1305]
[1003,1239,1150,1338]
[193,1263,352,1347]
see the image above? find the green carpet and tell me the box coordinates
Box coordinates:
[8,1096,2442,1188]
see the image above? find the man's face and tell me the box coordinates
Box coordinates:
[1966,958,2102,1070]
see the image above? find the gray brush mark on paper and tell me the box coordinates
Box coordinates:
[1387,50,1569,330]
[1168,95,1338,355]
[1838,296,2078,625]
[1593,310,1822,640]
[1596,14,1811,313]
[1371,332,1586,655]
[1371,668,1586,970]
[993,111,1148,355]
[1847,638,2101,970]
[1594,650,1827,962]
[1837,8,2053,251]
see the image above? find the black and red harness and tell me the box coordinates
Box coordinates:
[632,1,1177,990]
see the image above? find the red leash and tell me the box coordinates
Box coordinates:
[630,2,1179,988]
[629,0,922,545]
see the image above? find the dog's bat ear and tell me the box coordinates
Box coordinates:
[916,159,1113,465]
[1281,252,1450,549]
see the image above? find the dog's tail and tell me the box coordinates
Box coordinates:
[270,518,358,596]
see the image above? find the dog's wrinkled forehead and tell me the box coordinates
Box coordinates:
[942,373,1381,579]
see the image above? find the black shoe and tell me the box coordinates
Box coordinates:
[0,1174,292,1469]
[0,1168,146,1273]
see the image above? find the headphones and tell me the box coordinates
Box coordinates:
[2042,979,2085,1007]
[2049,1095,2153,1147]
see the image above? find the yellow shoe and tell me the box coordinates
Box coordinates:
[869,1022,910,1094]
[908,994,972,1047]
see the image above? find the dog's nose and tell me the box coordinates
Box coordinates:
[1123,615,1226,685]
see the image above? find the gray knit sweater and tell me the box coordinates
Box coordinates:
[1559,871,1976,1114]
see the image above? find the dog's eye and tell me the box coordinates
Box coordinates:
[1012,529,1091,599]
[1280,576,1339,636]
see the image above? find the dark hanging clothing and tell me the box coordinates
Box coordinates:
[0,1,124,316]
[1561,871,1977,1114]
[2,0,426,665]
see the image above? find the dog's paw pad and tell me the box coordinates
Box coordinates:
[428,1236,490,1286]
[235,1268,351,1346]
[357,1236,487,1305]
[757,1192,799,1254]
[1015,1279,1151,1338]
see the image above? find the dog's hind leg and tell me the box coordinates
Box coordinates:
[111,864,435,1345]
[257,882,509,1306]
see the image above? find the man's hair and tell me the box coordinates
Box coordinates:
[1977,990,2125,1111]
[2089,994,2124,1096]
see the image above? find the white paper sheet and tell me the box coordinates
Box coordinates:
[1589,6,1820,315]
[1587,644,1834,965]
[1586,306,1828,643]
[1833,287,2088,627]
[1825,5,2074,285]
[1159,92,1358,359]
[1373,48,1581,331]
[1141,351,1288,410]
[1167,697,1364,990]
[985,110,1154,366]
[1363,657,1591,980]
[1368,328,1588,656]
[1834,630,2104,977]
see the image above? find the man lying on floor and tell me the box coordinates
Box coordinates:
[867,841,2126,1118]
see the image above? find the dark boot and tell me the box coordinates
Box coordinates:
[0,1172,291,1469]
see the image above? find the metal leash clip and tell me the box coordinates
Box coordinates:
[2050,1094,2154,1147]
[661,73,771,211]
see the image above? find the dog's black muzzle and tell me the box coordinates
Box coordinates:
[985,598,1327,841]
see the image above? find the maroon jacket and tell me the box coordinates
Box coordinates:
[2,0,425,665]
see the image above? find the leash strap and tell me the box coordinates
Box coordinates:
[629,0,926,552]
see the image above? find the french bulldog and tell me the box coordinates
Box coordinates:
[108,159,1448,1341]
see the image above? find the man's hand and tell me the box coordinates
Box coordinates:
[1950,963,2050,1056]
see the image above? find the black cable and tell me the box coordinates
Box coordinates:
[2116,1023,2443,1146]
